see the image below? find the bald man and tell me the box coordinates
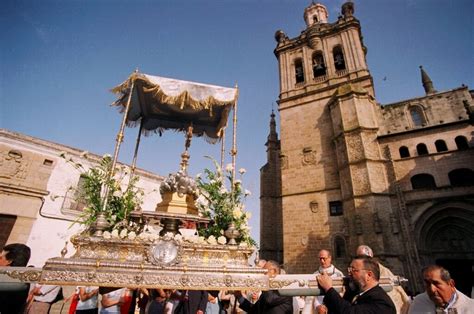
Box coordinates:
[356,245,410,314]
[313,249,344,313]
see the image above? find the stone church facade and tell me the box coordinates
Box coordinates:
[260,2,474,294]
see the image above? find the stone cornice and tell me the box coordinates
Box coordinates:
[377,120,470,139]
[278,75,373,110]
[274,17,361,57]
[0,128,163,182]
[0,182,49,198]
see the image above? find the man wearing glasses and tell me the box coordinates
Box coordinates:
[316,256,396,314]
[313,249,344,313]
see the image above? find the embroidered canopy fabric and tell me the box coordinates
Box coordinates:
[111,72,238,141]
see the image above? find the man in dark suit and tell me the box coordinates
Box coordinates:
[316,255,396,314]
[0,243,32,314]
[174,290,208,314]
[236,260,293,314]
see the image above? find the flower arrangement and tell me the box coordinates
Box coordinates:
[195,157,256,247]
[61,152,144,232]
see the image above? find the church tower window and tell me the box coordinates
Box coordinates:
[416,143,429,155]
[399,146,410,158]
[312,51,327,78]
[329,201,343,216]
[455,136,469,150]
[449,168,474,187]
[295,59,305,84]
[409,106,426,127]
[334,236,347,259]
[411,173,436,189]
[333,45,346,71]
[435,140,448,152]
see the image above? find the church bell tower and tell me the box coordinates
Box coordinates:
[266,1,399,273]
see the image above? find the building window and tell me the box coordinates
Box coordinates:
[61,174,88,213]
[329,201,343,216]
[295,59,305,84]
[333,46,346,71]
[416,143,429,155]
[435,140,448,152]
[449,168,474,187]
[312,51,326,78]
[411,173,436,189]
[409,106,426,127]
[455,136,469,150]
[399,146,410,158]
[334,236,347,259]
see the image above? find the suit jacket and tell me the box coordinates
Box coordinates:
[324,284,396,314]
[175,290,208,314]
[238,290,293,314]
[0,282,30,314]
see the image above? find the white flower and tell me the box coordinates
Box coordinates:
[119,229,128,239]
[196,195,209,207]
[234,179,242,186]
[217,236,227,245]
[233,208,243,219]
[103,231,111,239]
[138,232,148,241]
[174,234,183,243]
[163,232,175,241]
[245,211,252,220]
[225,163,233,172]
[238,168,246,174]
[244,189,251,196]
[220,229,224,235]
[80,151,89,158]
[127,231,137,240]
[149,233,160,242]
[219,186,228,194]
[110,215,117,222]
[111,229,119,239]
[196,173,202,179]
[207,235,217,245]
[239,242,248,247]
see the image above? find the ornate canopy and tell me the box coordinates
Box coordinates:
[111,72,238,141]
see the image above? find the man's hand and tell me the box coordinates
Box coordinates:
[316,271,333,292]
[316,304,328,314]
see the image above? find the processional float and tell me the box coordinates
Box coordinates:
[1,71,405,296]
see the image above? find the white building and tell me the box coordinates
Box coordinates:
[0,128,163,266]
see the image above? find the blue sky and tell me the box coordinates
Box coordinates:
[1,0,473,244]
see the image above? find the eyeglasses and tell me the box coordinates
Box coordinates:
[319,257,329,260]
[347,266,366,273]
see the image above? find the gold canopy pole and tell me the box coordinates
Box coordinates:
[94,73,136,236]
[230,85,239,187]
[220,128,226,170]
[130,119,144,177]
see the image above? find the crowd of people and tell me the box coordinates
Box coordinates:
[1,242,473,314]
